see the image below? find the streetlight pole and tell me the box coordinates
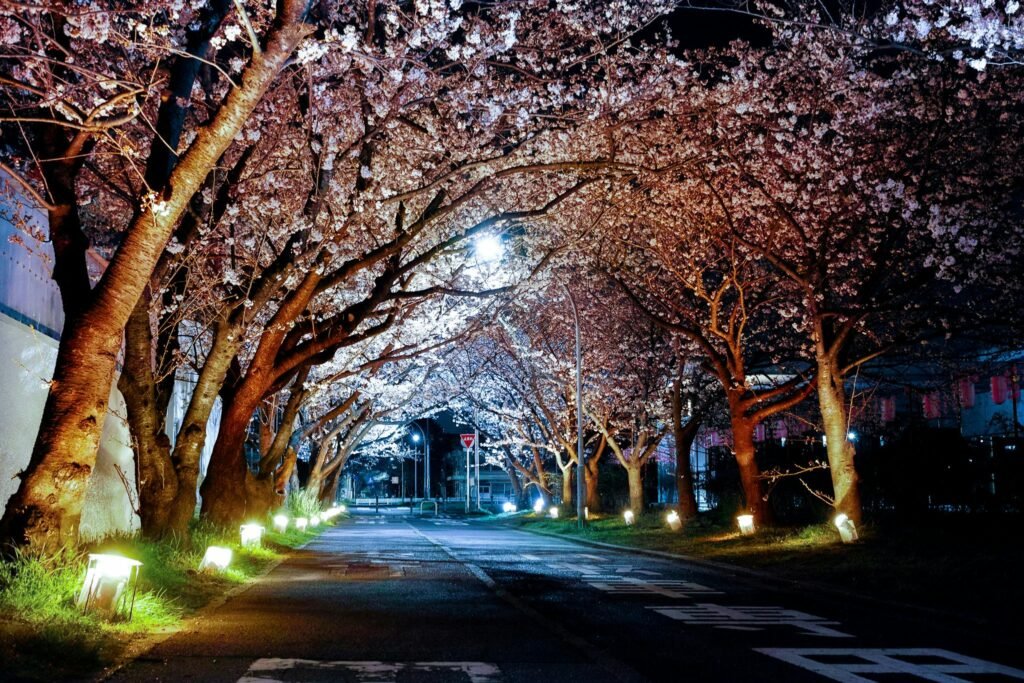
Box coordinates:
[409,421,431,500]
[562,283,585,529]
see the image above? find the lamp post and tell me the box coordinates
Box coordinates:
[410,421,430,500]
[561,283,585,530]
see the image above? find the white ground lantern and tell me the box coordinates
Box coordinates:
[273,514,289,532]
[623,510,635,526]
[200,546,232,572]
[77,554,142,620]
[549,507,560,519]
[311,514,321,526]
[295,517,309,531]
[834,513,859,543]
[240,523,265,548]
[533,499,545,514]
[502,502,518,513]
[666,510,682,531]
[737,514,756,536]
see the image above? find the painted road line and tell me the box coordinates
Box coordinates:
[586,577,722,599]
[754,648,1024,682]
[237,659,502,683]
[649,603,853,637]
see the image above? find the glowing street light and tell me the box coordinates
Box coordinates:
[666,510,682,531]
[834,513,859,543]
[623,510,635,526]
[200,546,232,572]
[474,233,504,262]
[77,553,142,620]
[295,517,308,531]
[273,514,289,532]
[240,524,264,548]
[737,514,756,536]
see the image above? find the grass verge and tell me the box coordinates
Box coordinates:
[0,516,341,682]
[500,511,1022,626]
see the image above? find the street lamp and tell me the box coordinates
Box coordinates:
[561,283,586,530]
[409,421,431,500]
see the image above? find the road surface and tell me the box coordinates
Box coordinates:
[109,509,1024,682]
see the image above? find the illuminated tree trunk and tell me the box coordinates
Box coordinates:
[730,411,769,524]
[585,453,602,511]
[817,358,862,523]
[672,376,700,521]
[560,462,574,507]
[626,464,644,514]
[0,8,311,551]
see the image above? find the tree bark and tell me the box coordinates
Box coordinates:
[0,5,312,551]
[118,296,177,537]
[626,464,644,514]
[817,357,862,523]
[560,463,573,507]
[731,415,769,524]
[672,377,700,521]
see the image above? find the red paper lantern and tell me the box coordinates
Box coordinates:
[958,378,976,409]
[992,375,1008,405]
[881,397,896,422]
[923,392,941,419]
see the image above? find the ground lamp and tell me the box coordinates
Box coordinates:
[502,502,518,513]
[623,510,635,526]
[200,546,232,572]
[77,554,142,621]
[533,499,545,514]
[311,514,321,526]
[834,513,858,543]
[273,514,289,532]
[338,504,347,513]
[737,514,756,536]
[240,523,265,548]
[549,507,560,519]
[666,510,682,531]
[295,517,309,531]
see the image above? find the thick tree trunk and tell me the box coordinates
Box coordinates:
[817,358,862,523]
[0,10,311,550]
[119,297,177,537]
[731,416,770,524]
[199,387,257,526]
[560,464,573,507]
[672,377,700,521]
[276,447,298,496]
[626,465,643,514]
[585,456,601,512]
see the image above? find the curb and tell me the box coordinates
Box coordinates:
[510,524,995,631]
[97,526,332,682]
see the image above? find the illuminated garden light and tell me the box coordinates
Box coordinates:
[240,523,264,548]
[200,546,232,572]
[737,514,756,536]
[311,514,321,526]
[549,506,560,519]
[273,514,289,532]
[295,517,309,531]
[533,499,545,514]
[666,510,682,531]
[77,553,142,621]
[623,510,635,526]
[502,501,518,513]
[474,233,504,262]
[834,513,859,544]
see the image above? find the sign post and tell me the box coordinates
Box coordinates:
[460,433,476,513]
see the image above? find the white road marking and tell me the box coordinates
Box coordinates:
[612,566,662,577]
[519,553,542,561]
[237,659,502,683]
[586,577,721,599]
[650,603,852,637]
[754,648,1024,682]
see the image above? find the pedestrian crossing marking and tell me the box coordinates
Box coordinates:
[755,648,1024,681]
[650,603,852,637]
[587,577,721,599]
[238,659,503,683]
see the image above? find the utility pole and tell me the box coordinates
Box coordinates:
[563,284,586,529]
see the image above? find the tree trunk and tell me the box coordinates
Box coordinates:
[119,296,177,537]
[672,377,700,521]
[818,358,862,523]
[626,464,643,514]
[585,456,601,512]
[560,464,573,507]
[165,322,240,535]
[731,416,769,524]
[198,387,257,526]
[0,10,312,551]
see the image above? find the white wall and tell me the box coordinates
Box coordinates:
[0,313,141,539]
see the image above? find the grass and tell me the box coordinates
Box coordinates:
[500,510,1023,626]
[0,514,341,682]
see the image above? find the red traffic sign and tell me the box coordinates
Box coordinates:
[460,433,476,449]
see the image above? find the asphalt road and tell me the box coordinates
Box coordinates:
[109,509,1024,683]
